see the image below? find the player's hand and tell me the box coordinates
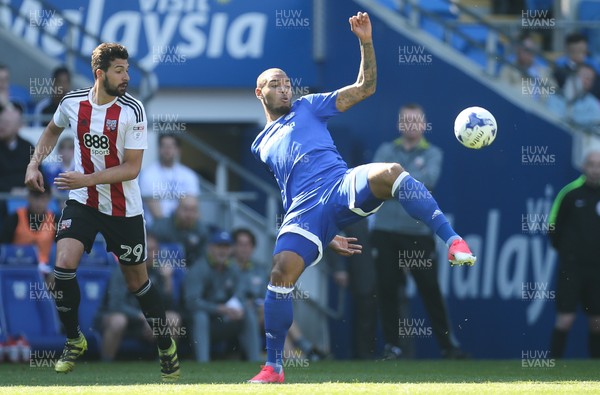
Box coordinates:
[329,235,362,257]
[54,171,90,190]
[25,163,45,193]
[349,12,372,43]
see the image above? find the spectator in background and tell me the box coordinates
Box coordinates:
[183,231,260,362]
[231,228,268,359]
[0,103,35,214]
[150,196,210,265]
[549,149,600,359]
[42,136,74,204]
[232,228,268,326]
[0,185,56,276]
[553,33,600,101]
[33,66,71,127]
[371,104,467,359]
[139,133,200,226]
[499,31,556,102]
[95,233,181,361]
[0,64,31,113]
[546,64,600,130]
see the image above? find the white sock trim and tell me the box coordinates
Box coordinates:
[391,171,410,197]
[267,284,295,294]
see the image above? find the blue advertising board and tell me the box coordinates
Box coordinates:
[4,0,317,87]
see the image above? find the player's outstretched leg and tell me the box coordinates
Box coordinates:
[123,265,180,381]
[248,249,305,384]
[53,239,87,374]
[368,163,476,266]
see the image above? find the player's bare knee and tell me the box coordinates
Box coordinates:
[388,162,404,178]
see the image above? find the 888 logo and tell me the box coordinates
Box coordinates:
[83,133,110,155]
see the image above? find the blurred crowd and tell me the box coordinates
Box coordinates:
[2,19,600,362]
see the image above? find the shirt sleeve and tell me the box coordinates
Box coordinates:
[52,100,70,128]
[303,92,341,120]
[124,101,148,150]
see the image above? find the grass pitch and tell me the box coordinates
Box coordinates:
[1,360,600,394]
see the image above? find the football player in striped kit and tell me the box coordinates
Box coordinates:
[25,43,180,380]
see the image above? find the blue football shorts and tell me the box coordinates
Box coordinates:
[273,164,385,267]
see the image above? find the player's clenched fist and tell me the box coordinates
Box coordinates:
[349,11,372,42]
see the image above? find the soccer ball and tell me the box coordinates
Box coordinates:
[453,106,497,149]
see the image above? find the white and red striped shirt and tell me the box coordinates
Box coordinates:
[53,87,147,217]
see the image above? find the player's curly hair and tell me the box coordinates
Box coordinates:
[91,43,128,79]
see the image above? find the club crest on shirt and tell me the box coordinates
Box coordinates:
[59,219,72,231]
[106,119,117,131]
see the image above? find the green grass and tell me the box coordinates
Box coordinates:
[1,360,600,394]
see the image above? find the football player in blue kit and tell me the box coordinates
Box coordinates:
[248,12,476,383]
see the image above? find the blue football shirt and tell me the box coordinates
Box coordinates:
[251,92,349,213]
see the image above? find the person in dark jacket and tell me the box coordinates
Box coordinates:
[549,149,600,358]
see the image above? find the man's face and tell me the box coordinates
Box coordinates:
[175,197,199,229]
[517,39,535,68]
[209,244,232,265]
[159,136,178,165]
[28,194,50,215]
[54,73,71,100]
[257,72,292,117]
[100,58,129,97]
[0,106,22,142]
[398,108,426,139]
[568,41,588,65]
[578,67,596,92]
[234,233,254,263]
[583,151,600,185]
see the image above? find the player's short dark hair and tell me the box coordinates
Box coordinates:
[566,32,587,46]
[0,64,7,71]
[91,43,128,79]
[232,228,256,247]
[53,66,71,80]
[158,133,181,147]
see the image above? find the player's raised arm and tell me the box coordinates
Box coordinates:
[25,119,65,192]
[336,12,376,113]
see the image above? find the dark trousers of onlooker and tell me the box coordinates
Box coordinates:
[344,220,378,359]
[372,230,455,354]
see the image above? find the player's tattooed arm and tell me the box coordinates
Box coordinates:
[336,12,376,113]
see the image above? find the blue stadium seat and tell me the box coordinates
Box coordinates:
[80,241,112,266]
[578,1,600,58]
[0,266,64,350]
[451,24,489,52]
[0,244,39,266]
[77,266,114,335]
[6,197,60,214]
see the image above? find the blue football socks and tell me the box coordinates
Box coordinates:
[393,172,460,246]
[264,286,294,372]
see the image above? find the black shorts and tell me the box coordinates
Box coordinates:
[56,199,147,265]
[556,260,600,315]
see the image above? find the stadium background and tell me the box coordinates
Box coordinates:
[0,0,595,361]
